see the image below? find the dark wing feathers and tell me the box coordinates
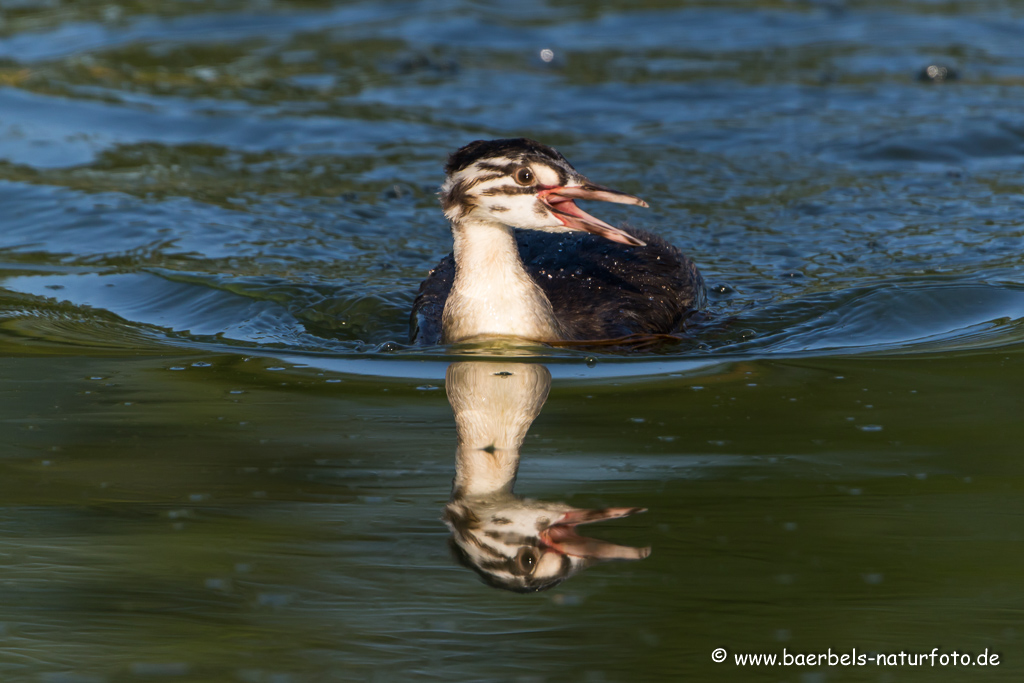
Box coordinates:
[410,259,453,345]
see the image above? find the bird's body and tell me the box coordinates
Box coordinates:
[412,226,704,345]
[410,138,705,346]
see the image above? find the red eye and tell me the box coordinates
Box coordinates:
[514,168,534,185]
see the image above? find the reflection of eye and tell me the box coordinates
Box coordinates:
[516,547,538,574]
[514,167,534,185]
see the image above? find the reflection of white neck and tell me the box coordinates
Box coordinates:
[442,219,565,344]
[446,362,552,498]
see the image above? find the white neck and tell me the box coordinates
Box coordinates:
[441,218,565,344]
[447,362,551,498]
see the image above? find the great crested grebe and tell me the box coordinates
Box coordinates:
[444,361,649,592]
[410,138,705,345]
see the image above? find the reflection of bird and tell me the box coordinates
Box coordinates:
[445,496,649,593]
[411,138,705,345]
[444,362,649,592]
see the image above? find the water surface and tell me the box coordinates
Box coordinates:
[1,1,1023,681]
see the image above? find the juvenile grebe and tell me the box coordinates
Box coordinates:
[410,138,705,345]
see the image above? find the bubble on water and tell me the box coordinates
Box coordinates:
[919,63,956,83]
[192,67,218,82]
[540,48,555,62]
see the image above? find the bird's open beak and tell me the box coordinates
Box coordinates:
[539,507,651,561]
[538,183,649,247]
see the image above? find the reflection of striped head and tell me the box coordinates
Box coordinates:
[444,496,651,593]
[438,138,649,247]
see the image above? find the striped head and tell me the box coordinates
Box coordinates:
[444,495,650,593]
[439,138,649,246]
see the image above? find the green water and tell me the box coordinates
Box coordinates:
[1,0,1023,681]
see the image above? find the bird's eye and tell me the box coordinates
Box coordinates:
[515,547,538,574]
[513,167,535,185]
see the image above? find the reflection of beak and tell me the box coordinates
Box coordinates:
[539,507,651,561]
[538,183,649,247]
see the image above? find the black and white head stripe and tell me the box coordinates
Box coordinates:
[439,138,578,219]
[444,138,572,176]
